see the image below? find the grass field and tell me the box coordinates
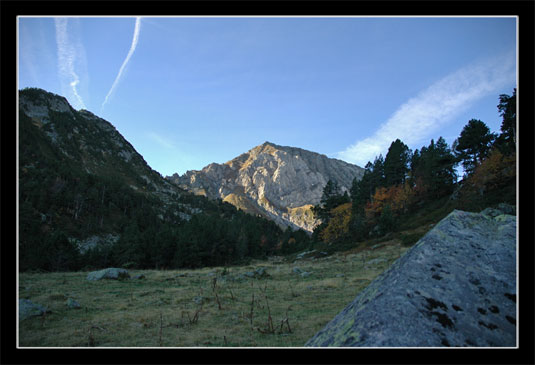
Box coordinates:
[18,240,413,347]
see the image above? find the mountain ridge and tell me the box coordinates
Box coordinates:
[168,140,364,232]
[19,87,183,208]
[18,87,312,271]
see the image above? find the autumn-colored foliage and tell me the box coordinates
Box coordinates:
[365,183,415,219]
[320,202,352,243]
[468,149,516,194]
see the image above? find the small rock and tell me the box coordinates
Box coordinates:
[368,258,386,265]
[254,267,270,278]
[242,268,270,279]
[19,299,48,321]
[66,298,81,309]
[133,274,145,280]
[296,250,316,260]
[233,274,247,281]
[86,268,130,281]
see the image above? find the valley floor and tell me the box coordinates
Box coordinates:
[18,242,410,347]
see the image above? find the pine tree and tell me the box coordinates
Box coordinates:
[313,179,349,221]
[370,155,386,192]
[384,139,411,186]
[433,137,458,193]
[453,119,496,175]
[494,89,516,154]
[412,137,458,198]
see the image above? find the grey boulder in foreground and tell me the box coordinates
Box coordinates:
[305,207,516,347]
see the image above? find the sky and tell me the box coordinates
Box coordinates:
[18,16,517,177]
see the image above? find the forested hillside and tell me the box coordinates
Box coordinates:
[18,88,310,272]
[311,89,516,247]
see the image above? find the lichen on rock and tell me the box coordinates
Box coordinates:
[305,206,516,347]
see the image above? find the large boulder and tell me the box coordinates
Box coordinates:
[305,208,516,347]
[86,268,130,281]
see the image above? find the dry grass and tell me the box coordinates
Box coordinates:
[18,242,410,347]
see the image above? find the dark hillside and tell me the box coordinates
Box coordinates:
[18,88,309,272]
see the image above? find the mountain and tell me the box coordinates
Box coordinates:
[167,142,365,232]
[19,88,191,213]
[18,88,306,271]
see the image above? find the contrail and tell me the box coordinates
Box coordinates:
[337,51,516,167]
[101,17,142,110]
[54,17,86,110]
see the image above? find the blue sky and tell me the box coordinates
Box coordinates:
[18,16,517,177]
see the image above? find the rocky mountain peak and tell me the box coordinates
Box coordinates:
[19,88,75,122]
[168,142,364,232]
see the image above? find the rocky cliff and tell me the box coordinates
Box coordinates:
[168,142,364,232]
[305,206,517,347]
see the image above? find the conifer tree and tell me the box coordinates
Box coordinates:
[313,179,349,221]
[384,139,411,187]
[494,89,516,154]
[412,137,457,198]
[453,119,496,175]
[370,155,386,192]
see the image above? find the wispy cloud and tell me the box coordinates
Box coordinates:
[337,51,516,166]
[101,17,142,111]
[54,17,87,110]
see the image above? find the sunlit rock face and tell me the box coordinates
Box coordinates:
[305,207,517,347]
[168,142,364,232]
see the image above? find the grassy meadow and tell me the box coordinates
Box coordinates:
[18,239,414,347]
